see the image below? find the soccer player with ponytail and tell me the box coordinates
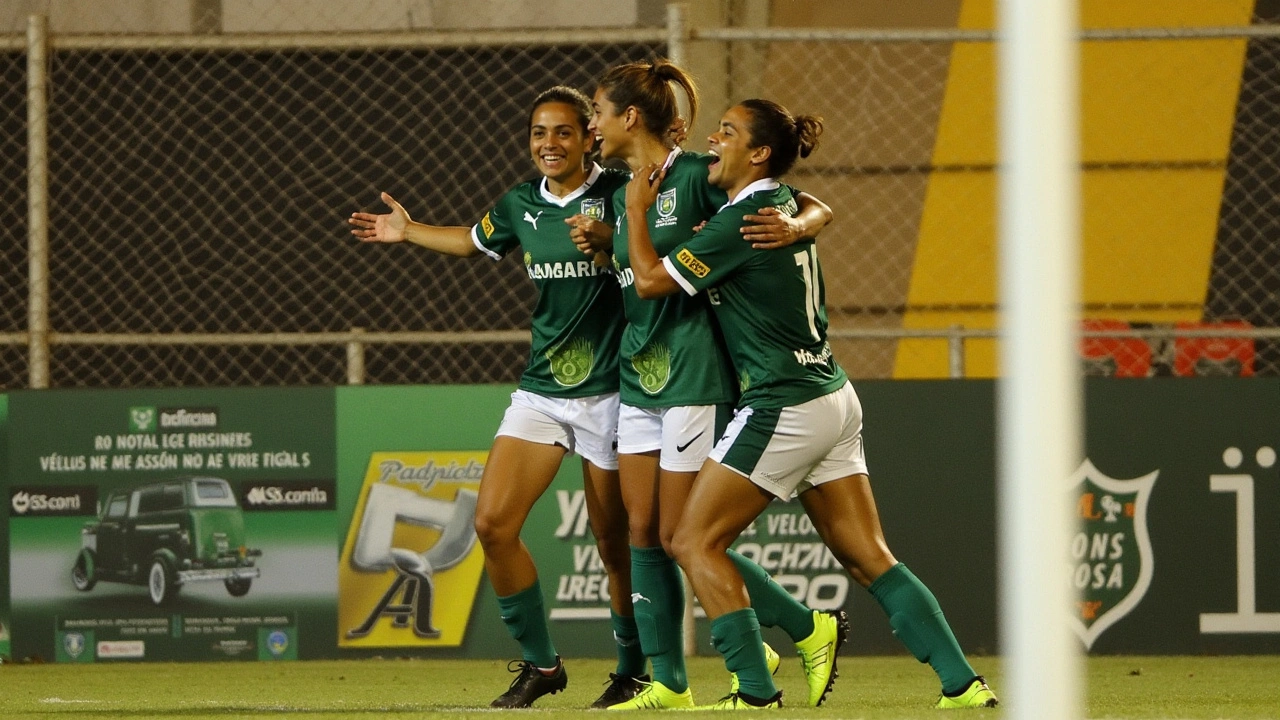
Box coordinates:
[586,62,847,710]
[624,99,999,710]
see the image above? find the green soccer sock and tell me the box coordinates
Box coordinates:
[728,549,815,641]
[496,580,558,669]
[630,546,688,692]
[868,563,976,694]
[611,609,647,678]
[710,608,777,700]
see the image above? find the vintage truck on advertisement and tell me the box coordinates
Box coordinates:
[70,476,262,605]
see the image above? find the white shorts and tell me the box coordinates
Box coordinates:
[710,382,868,500]
[617,403,726,473]
[494,389,620,470]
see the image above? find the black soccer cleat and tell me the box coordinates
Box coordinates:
[490,657,568,708]
[590,672,650,708]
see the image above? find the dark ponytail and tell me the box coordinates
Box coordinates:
[597,59,699,138]
[738,98,824,177]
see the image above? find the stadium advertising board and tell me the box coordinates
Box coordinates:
[334,385,511,657]
[0,393,9,661]
[3,381,1278,661]
[4,388,336,663]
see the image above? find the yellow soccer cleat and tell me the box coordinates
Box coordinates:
[729,641,781,694]
[795,610,849,707]
[936,676,999,709]
[606,679,694,710]
[701,690,783,710]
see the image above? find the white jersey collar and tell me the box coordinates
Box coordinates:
[660,145,682,172]
[720,177,781,211]
[539,163,604,207]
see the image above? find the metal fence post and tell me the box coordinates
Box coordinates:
[27,14,50,389]
[666,2,687,67]
[949,324,966,379]
[346,327,365,385]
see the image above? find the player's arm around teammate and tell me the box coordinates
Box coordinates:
[350,87,646,710]
[627,99,998,710]
[587,61,840,711]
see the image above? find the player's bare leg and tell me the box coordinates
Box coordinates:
[800,474,995,708]
[474,435,568,707]
[582,458,648,707]
[607,452,694,708]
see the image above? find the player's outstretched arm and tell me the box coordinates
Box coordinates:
[349,191,478,258]
[740,191,833,250]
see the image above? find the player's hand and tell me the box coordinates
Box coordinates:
[667,116,689,147]
[741,206,805,249]
[691,221,708,233]
[349,192,409,243]
[566,214,613,255]
[626,164,665,214]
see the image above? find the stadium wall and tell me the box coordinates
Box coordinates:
[2,380,1278,663]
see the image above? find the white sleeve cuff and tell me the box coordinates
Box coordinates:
[662,256,699,296]
[470,226,502,261]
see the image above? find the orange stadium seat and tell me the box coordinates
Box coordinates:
[1080,319,1152,377]
[1173,321,1255,377]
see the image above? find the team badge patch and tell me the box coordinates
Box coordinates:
[657,189,677,218]
[580,198,605,220]
[676,248,710,278]
[1068,458,1157,650]
[481,213,495,238]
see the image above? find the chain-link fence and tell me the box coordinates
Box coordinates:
[3,8,1279,388]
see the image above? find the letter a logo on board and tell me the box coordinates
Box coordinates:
[1067,458,1157,650]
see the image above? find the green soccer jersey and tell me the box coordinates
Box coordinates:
[472,164,628,398]
[611,149,738,407]
[662,180,848,410]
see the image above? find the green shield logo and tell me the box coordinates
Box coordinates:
[657,189,677,218]
[1068,458,1157,650]
[580,198,605,220]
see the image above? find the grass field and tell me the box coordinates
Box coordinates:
[2,655,1277,719]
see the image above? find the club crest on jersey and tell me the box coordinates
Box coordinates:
[480,213,495,239]
[655,189,678,227]
[1067,458,1157,651]
[580,198,605,220]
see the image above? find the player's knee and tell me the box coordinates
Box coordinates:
[593,532,629,573]
[658,530,677,559]
[627,518,660,549]
[669,523,711,571]
[473,509,517,550]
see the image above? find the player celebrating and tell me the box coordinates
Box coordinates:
[623,99,999,710]
[350,86,644,709]
[586,61,847,710]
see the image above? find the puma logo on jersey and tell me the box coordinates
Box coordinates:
[523,210,544,229]
[631,593,652,604]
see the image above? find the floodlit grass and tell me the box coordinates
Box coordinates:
[1,655,1278,719]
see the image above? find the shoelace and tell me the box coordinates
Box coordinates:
[622,682,662,709]
[503,660,536,690]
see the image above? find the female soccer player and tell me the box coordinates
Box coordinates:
[586,61,847,710]
[623,99,999,710]
[349,86,644,709]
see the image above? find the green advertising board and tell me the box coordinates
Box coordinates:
[1,393,9,661]
[5,388,335,663]
[4,380,1279,662]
